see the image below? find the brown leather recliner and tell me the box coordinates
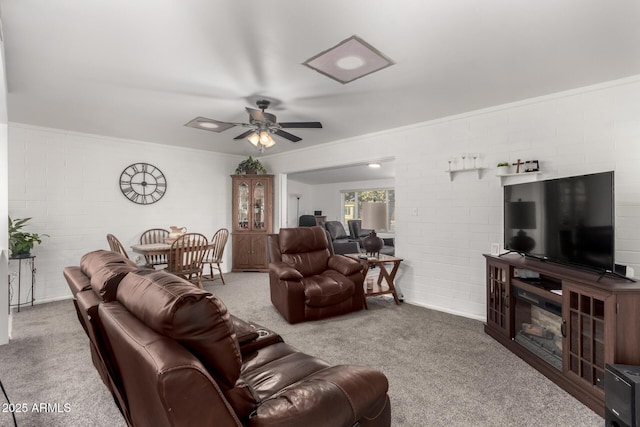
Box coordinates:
[65,250,391,427]
[268,226,364,324]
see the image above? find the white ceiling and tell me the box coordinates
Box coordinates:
[2,1,640,158]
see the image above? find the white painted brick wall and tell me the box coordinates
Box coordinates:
[8,77,640,320]
[8,125,239,304]
[268,76,640,321]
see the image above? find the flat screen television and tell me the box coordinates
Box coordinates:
[503,171,614,272]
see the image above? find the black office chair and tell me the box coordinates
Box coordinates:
[298,215,317,227]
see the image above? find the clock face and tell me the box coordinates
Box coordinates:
[119,162,167,205]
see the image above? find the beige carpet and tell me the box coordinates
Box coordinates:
[0,271,603,426]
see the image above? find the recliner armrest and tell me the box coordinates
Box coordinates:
[269,262,303,280]
[328,255,362,276]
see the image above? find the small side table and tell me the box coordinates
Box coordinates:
[8,255,36,313]
[345,253,403,309]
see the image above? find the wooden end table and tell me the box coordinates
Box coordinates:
[345,253,403,309]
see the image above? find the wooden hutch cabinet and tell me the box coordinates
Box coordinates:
[484,254,640,416]
[231,174,273,271]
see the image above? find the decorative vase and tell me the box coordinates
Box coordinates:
[362,230,384,256]
[167,226,187,243]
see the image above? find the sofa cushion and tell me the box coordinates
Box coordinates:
[80,250,138,301]
[301,273,355,307]
[115,269,243,389]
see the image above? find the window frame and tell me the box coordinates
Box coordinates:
[341,187,394,232]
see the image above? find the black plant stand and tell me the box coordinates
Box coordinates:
[8,255,36,313]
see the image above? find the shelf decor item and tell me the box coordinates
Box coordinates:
[361,201,387,256]
[524,160,540,172]
[496,162,510,175]
[235,156,267,175]
[8,216,49,257]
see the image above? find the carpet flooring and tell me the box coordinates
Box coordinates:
[0,272,604,426]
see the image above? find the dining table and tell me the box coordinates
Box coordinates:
[131,241,214,259]
[130,242,175,257]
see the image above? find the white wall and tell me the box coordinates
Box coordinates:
[7,124,240,304]
[0,39,9,344]
[267,76,640,321]
[286,180,314,227]
[6,76,640,322]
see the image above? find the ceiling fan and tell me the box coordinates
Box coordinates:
[185,99,322,151]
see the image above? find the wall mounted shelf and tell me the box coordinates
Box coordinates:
[445,167,486,181]
[497,171,541,186]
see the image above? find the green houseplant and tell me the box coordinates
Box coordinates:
[235,156,267,175]
[8,216,49,257]
[496,162,510,175]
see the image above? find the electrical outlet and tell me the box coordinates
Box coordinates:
[411,208,418,216]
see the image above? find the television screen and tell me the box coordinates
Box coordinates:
[504,171,614,272]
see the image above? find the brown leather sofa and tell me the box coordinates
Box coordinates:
[322,221,361,255]
[267,226,364,324]
[64,250,390,427]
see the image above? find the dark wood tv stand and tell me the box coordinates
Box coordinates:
[484,253,640,416]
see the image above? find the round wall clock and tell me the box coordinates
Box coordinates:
[119,162,167,205]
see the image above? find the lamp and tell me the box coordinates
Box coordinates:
[247,129,275,150]
[506,199,537,253]
[292,194,302,223]
[361,201,387,256]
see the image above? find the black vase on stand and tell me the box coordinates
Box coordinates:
[362,231,384,257]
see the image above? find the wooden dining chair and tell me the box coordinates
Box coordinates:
[139,228,169,268]
[203,228,229,284]
[106,234,130,259]
[166,233,209,288]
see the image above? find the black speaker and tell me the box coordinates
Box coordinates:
[605,364,640,427]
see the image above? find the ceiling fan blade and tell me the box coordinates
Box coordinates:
[279,122,323,129]
[233,129,256,140]
[246,107,277,124]
[274,129,302,142]
[184,117,238,133]
[246,107,266,122]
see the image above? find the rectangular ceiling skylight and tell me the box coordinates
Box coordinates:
[303,35,394,84]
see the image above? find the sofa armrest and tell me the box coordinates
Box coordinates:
[328,255,362,276]
[230,315,260,345]
[269,262,303,280]
[331,240,361,256]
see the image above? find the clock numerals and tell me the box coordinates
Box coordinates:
[119,162,166,205]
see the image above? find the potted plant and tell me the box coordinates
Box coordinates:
[496,162,511,175]
[235,156,267,175]
[8,216,49,258]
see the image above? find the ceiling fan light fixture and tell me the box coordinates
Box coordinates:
[248,132,260,146]
[260,131,275,148]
